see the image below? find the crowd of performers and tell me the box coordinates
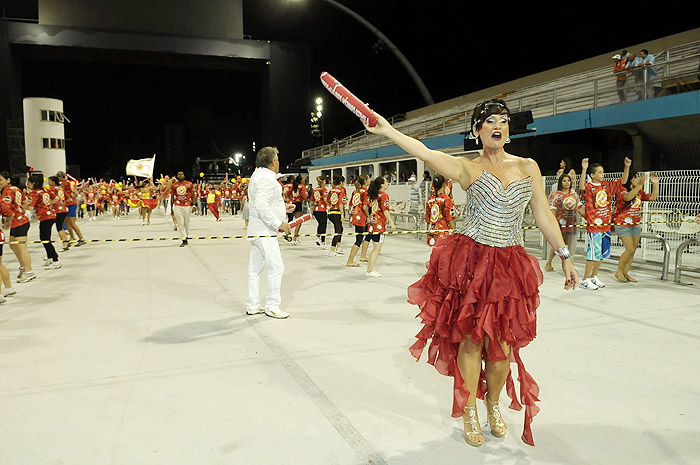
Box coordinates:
[0,170,87,303]
[77,175,250,225]
[0,170,251,303]
[277,171,460,278]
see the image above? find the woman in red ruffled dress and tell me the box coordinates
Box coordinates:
[365,99,579,447]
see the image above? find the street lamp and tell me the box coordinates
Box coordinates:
[290,0,434,105]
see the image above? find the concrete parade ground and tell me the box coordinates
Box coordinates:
[1,208,699,465]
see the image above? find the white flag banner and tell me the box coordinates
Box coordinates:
[126,156,156,178]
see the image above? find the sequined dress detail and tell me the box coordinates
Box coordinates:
[457,171,532,247]
[407,170,543,446]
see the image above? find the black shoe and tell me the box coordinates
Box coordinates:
[75,239,86,247]
[180,240,188,247]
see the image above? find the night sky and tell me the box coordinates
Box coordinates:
[4,0,698,173]
[244,2,698,150]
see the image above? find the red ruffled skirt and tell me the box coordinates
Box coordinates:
[408,234,544,445]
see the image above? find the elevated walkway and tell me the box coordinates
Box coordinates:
[309,90,700,168]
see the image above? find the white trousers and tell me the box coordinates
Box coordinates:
[173,205,191,239]
[247,237,284,312]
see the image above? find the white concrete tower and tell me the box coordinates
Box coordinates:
[22,97,67,177]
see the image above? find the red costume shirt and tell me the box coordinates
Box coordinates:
[549,190,581,231]
[28,188,56,221]
[582,180,623,233]
[312,187,328,212]
[1,185,29,228]
[61,180,77,206]
[327,187,344,212]
[615,188,651,226]
[48,186,69,214]
[171,180,194,207]
[282,183,293,202]
[426,193,456,238]
[349,187,368,227]
[367,191,390,233]
[85,190,97,204]
[291,185,307,203]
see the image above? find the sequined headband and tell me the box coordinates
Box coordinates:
[469,102,510,139]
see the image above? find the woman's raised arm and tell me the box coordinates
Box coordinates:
[364,113,471,188]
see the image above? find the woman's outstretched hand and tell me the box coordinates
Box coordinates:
[363,111,392,136]
[562,258,580,290]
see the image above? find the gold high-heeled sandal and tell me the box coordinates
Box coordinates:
[463,406,484,447]
[485,397,507,438]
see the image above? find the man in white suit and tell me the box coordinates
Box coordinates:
[246,147,292,319]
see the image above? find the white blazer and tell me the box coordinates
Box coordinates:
[247,167,286,237]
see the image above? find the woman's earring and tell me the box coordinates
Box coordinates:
[505,136,511,144]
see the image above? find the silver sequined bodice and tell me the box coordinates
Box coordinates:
[457,170,532,247]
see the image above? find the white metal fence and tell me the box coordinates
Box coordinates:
[378,169,700,278]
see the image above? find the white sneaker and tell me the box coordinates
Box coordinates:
[590,275,606,288]
[17,269,24,280]
[264,308,289,319]
[3,287,17,297]
[365,270,382,278]
[321,243,329,250]
[43,257,52,266]
[17,272,36,283]
[335,248,345,255]
[245,308,265,315]
[579,278,599,290]
[0,295,6,304]
[45,261,62,270]
[292,240,301,246]
[329,251,338,257]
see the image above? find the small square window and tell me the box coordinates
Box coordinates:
[40,110,48,121]
[42,138,49,149]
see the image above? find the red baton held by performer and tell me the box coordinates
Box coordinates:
[320,72,377,127]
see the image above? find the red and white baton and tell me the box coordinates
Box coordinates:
[320,72,377,127]
[283,213,313,231]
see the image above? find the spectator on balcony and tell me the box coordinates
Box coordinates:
[612,54,627,102]
[626,53,645,100]
[640,49,657,98]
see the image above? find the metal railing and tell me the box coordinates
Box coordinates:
[674,239,700,283]
[539,170,700,280]
[302,41,700,161]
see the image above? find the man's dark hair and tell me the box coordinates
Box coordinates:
[588,163,603,175]
[48,176,59,185]
[27,173,43,188]
[641,49,649,55]
[256,146,279,168]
